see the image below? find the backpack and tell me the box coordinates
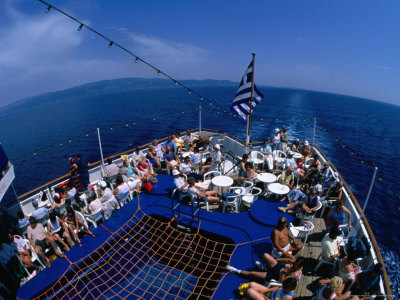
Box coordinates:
[346,236,371,259]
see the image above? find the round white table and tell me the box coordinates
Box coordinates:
[257,173,277,184]
[292,152,302,159]
[268,183,290,195]
[212,175,233,195]
[211,175,234,188]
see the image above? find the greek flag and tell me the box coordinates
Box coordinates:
[231,62,264,121]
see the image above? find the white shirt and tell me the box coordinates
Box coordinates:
[12,235,28,253]
[191,153,202,165]
[105,163,120,176]
[179,162,193,173]
[131,151,145,165]
[99,188,116,203]
[321,233,339,260]
[154,144,164,159]
[174,177,187,191]
[89,199,103,214]
[67,188,77,199]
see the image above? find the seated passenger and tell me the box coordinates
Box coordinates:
[172,169,188,192]
[105,158,120,177]
[243,162,258,181]
[113,175,130,201]
[27,216,61,266]
[98,180,119,218]
[325,200,351,230]
[318,162,331,182]
[163,146,180,170]
[272,217,302,261]
[87,194,103,215]
[16,211,29,229]
[173,132,184,152]
[339,254,360,286]
[301,140,311,159]
[226,255,304,283]
[179,156,202,180]
[31,199,48,221]
[321,181,343,207]
[353,263,382,296]
[200,144,222,174]
[317,276,351,300]
[321,226,341,261]
[50,193,65,216]
[165,136,177,153]
[260,141,273,171]
[9,230,33,269]
[63,206,94,247]
[131,148,146,166]
[200,139,210,153]
[247,277,298,300]
[137,157,154,175]
[285,152,305,178]
[279,186,318,214]
[146,146,161,169]
[47,211,73,251]
[291,139,300,153]
[187,177,221,206]
[280,169,295,190]
[190,147,202,167]
[309,154,322,171]
[152,140,165,165]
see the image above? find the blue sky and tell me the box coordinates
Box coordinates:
[0,0,399,107]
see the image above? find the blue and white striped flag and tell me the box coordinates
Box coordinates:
[231,62,264,121]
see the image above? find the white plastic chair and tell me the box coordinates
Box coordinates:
[301,200,322,223]
[314,253,338,273]
[222,187,242,213]
[190,194,209,211]
[241,186,262,206]
[272,150,286,169]
[116,191,130,207]
[201,171,221,190]
[83,210,104,228]
[289,221,314,245]
[250,151,265,170]
[24,238,46,269]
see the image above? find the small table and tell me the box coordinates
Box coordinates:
[293,152,302,159]
[257,173,277,184]
[181,151,194,158]
[268,183,290,195]
[212,175,234,194]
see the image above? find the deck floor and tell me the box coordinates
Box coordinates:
[293,217,336,299]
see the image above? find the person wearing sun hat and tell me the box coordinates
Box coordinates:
[317,276,350,300]
[271,128,281,152]
[173,169,188,192]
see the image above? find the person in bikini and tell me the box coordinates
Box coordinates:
[271,217,302,261]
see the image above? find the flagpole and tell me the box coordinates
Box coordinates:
[246,53,256,145]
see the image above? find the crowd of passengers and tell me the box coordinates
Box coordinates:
[0,129,384,298]
[0,130,222,284]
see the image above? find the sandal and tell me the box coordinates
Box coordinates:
[278,207,287,213]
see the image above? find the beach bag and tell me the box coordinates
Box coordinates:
[143,181,154,192]
[147,175,158,184]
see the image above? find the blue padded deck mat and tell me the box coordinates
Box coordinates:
[17,175,293,299]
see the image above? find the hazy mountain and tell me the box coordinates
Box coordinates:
[1,78,238,113]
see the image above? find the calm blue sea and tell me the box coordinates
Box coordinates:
[0,86,399,296]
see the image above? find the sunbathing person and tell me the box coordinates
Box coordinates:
[280,169,295,190]
[63,206,94,247]
[173,132,185,152]
[278,186,319,214]
[146,146,161,169]
[163,146,180,171]
[9,230,33,269]
[339,254,360,287]
[301,140,311,159]
[247,277,298,300]
[179,156,202,180]
[47,211,73,251]
[187,177,221,206]
[272,217,302,261]
[238,154,249,179]
[321,181,344,206]
[137,157,154,175]
[226,255,304,283]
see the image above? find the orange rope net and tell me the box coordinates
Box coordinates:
[31,210,235,299]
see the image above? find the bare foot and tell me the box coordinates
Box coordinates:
[56,252,64,258]
[89,232,95,237]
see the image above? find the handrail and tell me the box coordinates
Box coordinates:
[16,128,229,200]
[315,145,392,298]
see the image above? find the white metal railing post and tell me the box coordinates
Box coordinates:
[358,166,378,224]
[97,128,106,177]
[312,117,316,150]
[199,105,202,134]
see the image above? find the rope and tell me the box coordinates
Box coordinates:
[32,210,235,299]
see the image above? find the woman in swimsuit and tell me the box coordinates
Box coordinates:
[247,277,298,300]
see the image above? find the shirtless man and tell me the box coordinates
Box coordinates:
[226,254,304,284]
[272,217,302,261]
